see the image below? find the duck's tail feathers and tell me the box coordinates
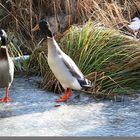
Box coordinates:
[78,78,93,88]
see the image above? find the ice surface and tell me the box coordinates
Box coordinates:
[0,77,140,136]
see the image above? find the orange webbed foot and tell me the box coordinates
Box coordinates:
[0,96,13,103]
[56,88,72,103]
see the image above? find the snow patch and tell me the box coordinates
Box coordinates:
[128,17,140,31]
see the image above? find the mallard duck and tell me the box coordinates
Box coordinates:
[0,29,14,102]
[32,19,92,102]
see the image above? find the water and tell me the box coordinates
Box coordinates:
[0,76,139,136]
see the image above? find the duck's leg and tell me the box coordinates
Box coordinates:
[0,86,13,103]
[56,88,72,102]
[59,88,72,99]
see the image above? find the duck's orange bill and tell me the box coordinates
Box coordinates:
[31,24,40,32]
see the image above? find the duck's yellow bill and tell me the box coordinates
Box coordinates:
[31,24,40,32]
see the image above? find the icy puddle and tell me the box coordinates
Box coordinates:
[0,77,140,136]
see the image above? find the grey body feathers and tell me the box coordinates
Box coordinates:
[0,47,14,88]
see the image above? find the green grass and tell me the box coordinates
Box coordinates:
[8,42,24,72]
[27,51,48,76]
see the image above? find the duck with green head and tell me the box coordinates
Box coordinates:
[0,29,14,103]
[32,19,92,102]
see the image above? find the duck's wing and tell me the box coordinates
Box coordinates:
[61,53,92,88]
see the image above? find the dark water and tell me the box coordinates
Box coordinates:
[0,77,139,136]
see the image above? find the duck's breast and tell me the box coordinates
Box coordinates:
[48,54,81,90]
[0,58,14,88]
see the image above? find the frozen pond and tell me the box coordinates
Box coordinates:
[0,76,140,136]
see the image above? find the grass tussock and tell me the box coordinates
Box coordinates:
[27,51,48,76]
